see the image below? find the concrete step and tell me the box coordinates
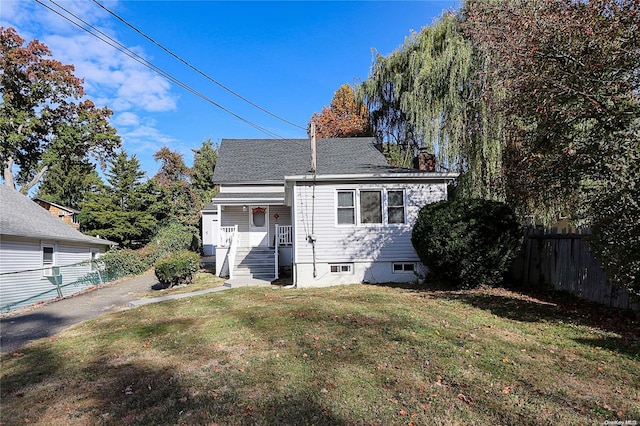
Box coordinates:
[234,270,274,277]
[237,259,274,267]
[224,277,273,288]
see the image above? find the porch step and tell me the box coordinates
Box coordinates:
[232,247,276,282]
[224,277,273,288]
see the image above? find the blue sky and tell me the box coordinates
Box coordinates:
[2,1,459,178]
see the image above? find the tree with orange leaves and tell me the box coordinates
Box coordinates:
[309,84,372,139]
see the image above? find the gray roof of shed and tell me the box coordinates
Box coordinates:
[0,185,115,246]
[212,138,391,183]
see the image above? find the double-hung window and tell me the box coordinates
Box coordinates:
[42,244,55,277]
[336,189,406,225]
[387,190,406,224]
[337,190,355,225]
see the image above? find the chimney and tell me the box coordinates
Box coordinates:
[413,148,436,172]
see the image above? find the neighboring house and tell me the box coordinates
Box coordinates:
[33,197,80,229]
[0,186,116,312]
[201,137,458,287]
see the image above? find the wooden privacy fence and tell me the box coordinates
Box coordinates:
[511,227,639,311]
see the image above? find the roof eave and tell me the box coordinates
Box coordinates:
[284,172,460,182]
[1,232,117,246]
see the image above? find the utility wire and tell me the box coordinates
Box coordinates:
[35,0,285,139]
[92,0,307,132]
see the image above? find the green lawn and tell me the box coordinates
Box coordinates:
[1,276,638,425]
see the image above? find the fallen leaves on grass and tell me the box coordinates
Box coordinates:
[457,393,474,405]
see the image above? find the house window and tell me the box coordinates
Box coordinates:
[337,191,355,225]
[336,189,407,226]
[330,263,353,274]
[360,190,382,224]
[387,190,406,224]
[91,249,100,271]
[42,245,55,277]
[393,263,415,274]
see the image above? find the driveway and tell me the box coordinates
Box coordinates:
[0,270,160,354]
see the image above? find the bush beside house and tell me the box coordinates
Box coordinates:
[99,222,200,280]
[154,250,200,287]
[412,198,522,289]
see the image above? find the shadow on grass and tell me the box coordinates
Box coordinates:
[0,346,61,400]
[400,281,640,360]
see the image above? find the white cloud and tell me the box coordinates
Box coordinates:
[120,124,177,154]
[4,0,190,176]
[113,112,140,127]
[44,33,177,113]
[3,1,177,114]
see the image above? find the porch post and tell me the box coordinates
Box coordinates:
[216,203,222,246]
[274,224,280,280]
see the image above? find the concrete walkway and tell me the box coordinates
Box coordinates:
[0,270,229,354]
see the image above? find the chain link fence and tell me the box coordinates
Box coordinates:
[0,260,130,313]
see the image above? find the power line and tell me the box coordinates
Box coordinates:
[91,0,307,132]
[34,0,286,139]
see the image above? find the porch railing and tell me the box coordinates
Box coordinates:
[276,225,293,246]
[219,226,237,248]
[228,227,238,279]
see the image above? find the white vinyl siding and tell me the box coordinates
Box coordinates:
[221,205,250,247]
[220,204,292,248]
[269,205,292,246]
[57,243,93,285]
[294,181,448,264]
[1,236,106,312]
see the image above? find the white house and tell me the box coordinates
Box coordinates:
[0,185,116,312]
[201,137,458,287]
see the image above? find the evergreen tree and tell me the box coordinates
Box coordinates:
[152,147,199,227]
[191,139,218,207]
[80,151,157,247]
[36,163,103,209]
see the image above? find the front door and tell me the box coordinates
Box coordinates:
[249,205,269,246]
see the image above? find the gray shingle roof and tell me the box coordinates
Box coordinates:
[212,137,391,183]
[0,185,114,246]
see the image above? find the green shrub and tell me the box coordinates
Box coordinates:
[143,222,200,266]
[412,198,522,289]
[99,248,146,280]
[154,250,201,287]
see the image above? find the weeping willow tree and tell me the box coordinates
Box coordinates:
[359,12,505,200]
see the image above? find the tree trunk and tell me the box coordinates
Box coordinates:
[20,165,48,194]
[3,157,16,189]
